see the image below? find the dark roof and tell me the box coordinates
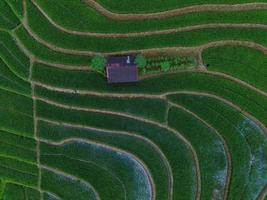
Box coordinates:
[106,55,138,83]
[107,55,136,67]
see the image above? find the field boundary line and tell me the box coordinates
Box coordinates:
[41,165,101,200]
[168,101,232,200]
[83,0,267,20]
[22,18,267,56]
[38,117,174,200]
[36,96,201,200]
[41,138,155,200]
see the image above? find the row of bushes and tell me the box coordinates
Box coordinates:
[90,54,195,74]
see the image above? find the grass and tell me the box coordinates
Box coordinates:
[0,165,38,187]
[26,0,267,53]
[33,0,267,33]
[0,0,20,30]
[168,106,227,200]
[2,183,26,200]
[97,0,267,13]
[41,168,98,200]
[0,31,30,80]
[0,141,37,164]
[41,154,124,200]
[0,130,36,151]
[0,60,31,97]
[0,156,37,175]
[0,179,4,198]
[4,0,24,19]
[0,88,34,138]
[203,46,267,92]
[167,94,267,199]
[2,183,40,199]
[38,120,170,200]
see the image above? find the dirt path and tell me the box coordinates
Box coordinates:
[83,0,267,21]
[168,101,231,200]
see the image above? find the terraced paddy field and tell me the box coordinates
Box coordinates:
[0,0,267,199]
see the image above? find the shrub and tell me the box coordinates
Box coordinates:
[134,55,147,69]
[161,61,171,71]
[91,55,106,72]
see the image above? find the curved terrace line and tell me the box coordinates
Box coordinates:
[41,165,101,200]
[0,162,37,177]
[30,0,267,37]
[33,81,267,132]
[22,17,267,55]
[41,153,127,200]
[83,0,267,21]
[41,138,155,200]
[168,101,231,200]
[32,65,267,100]
[20,20,267,58]
[164,91,267,134]
[37,117,173,200]
[36,96,201,200]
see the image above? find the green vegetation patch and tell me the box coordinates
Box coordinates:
[35,85,167,122]
[168,107,227,199]
[2,183,39,200]
[5,0,24,19]
[33,0,267,33]
[167,94,267,199]
[37,100,197,199]
[32,65,267,126]
[97,0,267,13]
[0,59,31,97]
[0,31,30,80]
[0,0,20,30]
[203,46,267,92]
[0,140,37,164]
[26,0,267,53]
[13,27,92,67]
[38,120,170,200]
[41,140,152,200]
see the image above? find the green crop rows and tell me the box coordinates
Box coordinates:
[0,0,266,199]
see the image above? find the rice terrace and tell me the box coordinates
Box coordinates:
[1,0,267,199]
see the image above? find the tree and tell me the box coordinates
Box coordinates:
[134,55,147,69]
[91,55,106,72]
[161,61,171,72]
